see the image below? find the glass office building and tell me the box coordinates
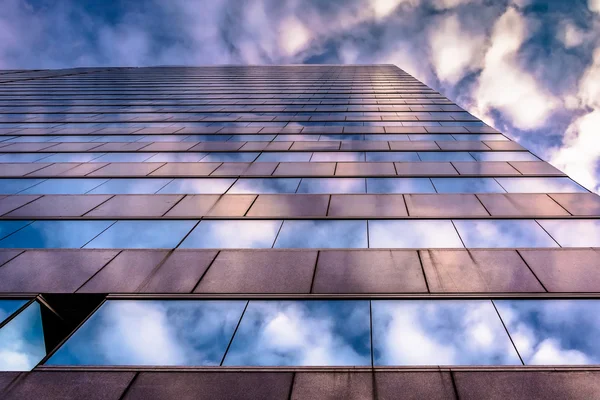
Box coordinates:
[0,65,600,399]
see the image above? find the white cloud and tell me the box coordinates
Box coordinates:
[278,16,312,56]
[558,22,586,48]
[589,0,600,13]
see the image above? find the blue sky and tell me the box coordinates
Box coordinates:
[1,0,599,192]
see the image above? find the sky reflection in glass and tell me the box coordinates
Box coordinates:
[88,178,172,194]
[0,302,46,371]
[94,153,156,162]
[367,178,435,193]
[145,153,207,162]
[228,178,300,194]
[371,300,521,366]
[200,152,259,162]
[0,220,114,248]
[297,178,365,194]
[41,153,105,163]
[157,178,235,194]
[274,220,368,248]
[417,152,475,161]
[0,179,46,195]
[369,220,464,248]
[20,178,108,195]
[470,152,539,161]
[496,177,588,193]
[223,300,371,366]
[84,220,196,249]
[537,219,600,247]
[0,300,28,325]
[495,300,600,365]
[453,220,558,248]
[180,220,282,248]
[256,152,312,162]
[431,178,505,193]
[365,152,420,162]
[0,220,31,240]
[310,152,365,162]
[46,300,246,366]
[0,153,53,163]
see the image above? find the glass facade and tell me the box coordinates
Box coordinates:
[0,64,598,385]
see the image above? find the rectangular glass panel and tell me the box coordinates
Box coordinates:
[46,300,246,366]
[297,178,366,194]
[310,152,365,162]
[256,152,312,162]
[0,300,28,325]
[453,134,508,141]
[0,302,46,371]
[367,178,436,193]
[495,300,600,365]
[0,179,46,195]
[537,219,600,247]
[0,221,31,240]
[200,152,258,162]
[319,134,363,141]
[223,300,371,366]
[179,220,282,248]
[453,220,559,248]
[408,134,454,141]
[229,135,275,141]
[41,153,105,163]
[365,152,420,162]
[372,300,521,366]
[157,178,235,194]
[228,178,300,194]
[144,153,207,162]
[94,153,156,162]
[471,152,538,161]
[431,178,506,193]
[364,134,409,141]
[0,154,54,163]
[20,178,108,195]
[496,177,588,193]
[368,220,464,248]
[274,135,320,141]
[417,152,475,161]
[88,178,172,194]
[274,220,368,248]
[84,220,196,249]
[0,220,114,248]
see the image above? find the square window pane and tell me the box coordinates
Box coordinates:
[310,152,365,162]
[20,178,108,195]
[418,152,475,161]
[0,302,46,371]
[256,152,312,162]
[471,152,538,161]
[372,300,521,366]
[367,178,436,193]
[297,178,366,194]
[496,177,588,193]
[274,220,368,248]
[84,220,196,248]
[88,179,172,194]
[431,178,505,193]
[228,178,300,194]
[537,219,600,247]
[0,220,115,248]
[365,152,420,162]
[157,178,235,194]
[495,300,600,365]
[180,220,282,248]
[46,300,246,366]
[369,220,463,248]
[453,220,558,248]
[223,300,371,366]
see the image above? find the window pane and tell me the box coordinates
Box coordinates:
[200,153,258,162]
[418,152,475,161]
[145,153,207,162]
[180,220,282,248]
[368,220,463,248]
[20,178,108,195]
[310,152,365,162]
[372,300,520,366]
[0,300,28,325]
[471,152,538,161]
[0,220,114,248]
[256,152,312,162]
[431,178,505,193]
[495,300,600,365]
[223,300,371,366]
[274,220,368,248]
[453,220,558,248]
[228,178,300,194]
[84,220,196,249]
[297,178,365,194]
[41,153,105,163]
[0,302,46,371]
[94,153,155,162]
[0,179,46,195]
[365,152,419,162]
[157,178,235,194]
[496,177,588,193]
[367,178,435,194]
[46,300,246,366]
[537,219,600,247]
[88,179,172,194]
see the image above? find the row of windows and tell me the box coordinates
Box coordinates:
[0,151,537,163]
[0,218,598,249]
[1,134,508,143]
[2,298,599,370]
[1,177,585,195]
[0,111,472,118]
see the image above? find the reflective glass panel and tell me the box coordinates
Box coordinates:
[47,300,246,366]
[364,134,409,141]
[319,134,363,141]
[431,178,505,193]
[0,221,31,240]
[471,152,538,161]
[454,220,558,248]
[417,152,475,161]
[88,179,172,194]
[229,135,275,141]
[297,178,365,194]
[223,300,371,366]
[180,220,282,248]
[495,300,600,365]
[84,220,196,249]
[0,300,28,325]
[310,152,365,162]
[372,300,521,366]
[0,302,46,371]
[144,153,207,162]
[94,153,156,162]
[368,220,464,248]
[496,177,588,193]
[274,135,320,141]
[20,178,108,195]
[367,178,436,193]
[537,219,600,247]
[274,220,368,248]
[228,178,300,194]
[408,134,454,141]
[255,152,312,162]
[453,134,508,141]
[0,179,46,195]
[365,152,420,162]
[0,153,54,162]
[200,153,258,162]
[0,220,114,248]
[41,153,105,163]
[157,178,235,194]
